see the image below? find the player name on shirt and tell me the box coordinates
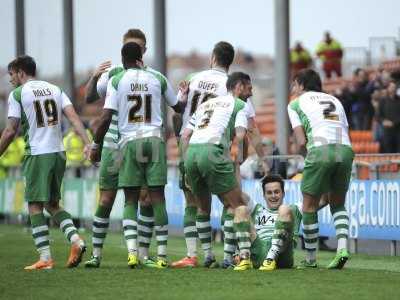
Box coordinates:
[198,80,218,92]
[32,88,52,97]
[131,83,148,92]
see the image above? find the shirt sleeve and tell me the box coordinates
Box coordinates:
[287,104,302,128]
[104,80,118,111]
[234,108,248,129]
[96,71,109,98]
[164,79,178,107]
[7,92,21,118]
[61,91,72,109]
[244,99,256,119]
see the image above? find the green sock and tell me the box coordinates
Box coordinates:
[266,220,292,260]
[92,205,112,258]
[123,202,138,255]
[30,213,51,261]
[223,213,236,262]
[184,206,198,257]
[233,221,251,258]
[53,210,79,244]
[196,213,213,257]
[153,201,168,258]
[138,204,154,259]
[330,205,349,252]
[302,212,318,262]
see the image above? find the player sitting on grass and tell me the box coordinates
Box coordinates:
[0,55,90,270]
[251,175,301,270]
[222,174,302,270]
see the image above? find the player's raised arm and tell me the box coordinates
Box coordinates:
[85,60,112,103]
[165,78,187,113]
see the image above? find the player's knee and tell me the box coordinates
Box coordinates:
[278,205,292,221]
[44,201,59,214]
[99,190,116,207]
[234,205,249,221]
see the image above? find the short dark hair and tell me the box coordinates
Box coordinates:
[212,41,235,68]
[121,42,143,65]
[226,72,251,91]
[293,68,322,92]
[123,28,146,45]
[261,174,285,195]
[8,55,36,77]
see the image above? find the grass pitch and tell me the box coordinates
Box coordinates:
[0,224,399,300]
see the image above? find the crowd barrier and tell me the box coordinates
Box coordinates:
[1,178,399,242]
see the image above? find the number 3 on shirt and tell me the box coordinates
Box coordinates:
[127,94,152,123]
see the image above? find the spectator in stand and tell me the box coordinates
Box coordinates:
[371,89,384,147]
[351,68,375,130]
[378,81,400,153]
[316,32,343,79]
[334,82,355,129]
[291,42,312,77]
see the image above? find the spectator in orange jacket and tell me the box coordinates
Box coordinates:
[291,42,312,77]
[316,32,343,79]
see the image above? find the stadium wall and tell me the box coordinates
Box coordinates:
[0,179,399,241]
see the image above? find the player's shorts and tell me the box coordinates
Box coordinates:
[119,137,167,188]
[250,236,294,269]
[185,143,237,197]
[22,152,66,202]
[99,147,121,190]
[301,144,354,197]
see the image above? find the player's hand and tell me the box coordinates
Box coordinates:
[83,144,91,161]
[89,146,101,164]
[259,160,270,176]
[178,80,190,104]
[92,61,112,79]
[179,80,189,95]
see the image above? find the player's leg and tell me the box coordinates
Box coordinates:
[300,146,333,267]
[138,188,154,260]
[171,189,199,268]
[327,144,354,269]
[146,137,169,268]
[25,202,54,270]
[85,148,119,268]
[222,206,237,268]
[118,139,146,268]
[123,187,140,268]
[85,190,116,267]
[196,193,216,267]
[22,155,53,270]
[219,188,252,271]
[184,144,215,267]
